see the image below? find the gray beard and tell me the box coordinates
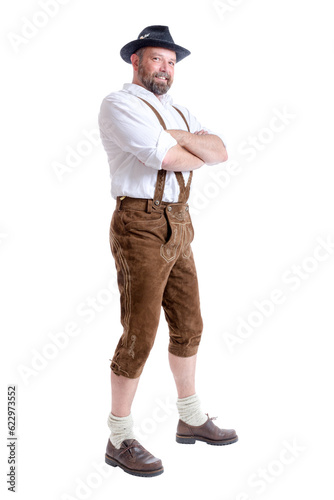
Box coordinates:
[138,65,172,95]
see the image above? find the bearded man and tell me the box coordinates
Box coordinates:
[98,25,238,478]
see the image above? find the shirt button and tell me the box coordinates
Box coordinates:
[167,206,172,212]
[154,200,160,206]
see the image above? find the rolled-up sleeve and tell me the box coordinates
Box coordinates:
[155,129,178,168]
[99,97,177,170]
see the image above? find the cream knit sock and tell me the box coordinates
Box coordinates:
[107,413,136,449]
[176,394,208,426]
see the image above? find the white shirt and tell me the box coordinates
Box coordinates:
[98,83,225,202]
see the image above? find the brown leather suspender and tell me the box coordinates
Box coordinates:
[137,97,193,205]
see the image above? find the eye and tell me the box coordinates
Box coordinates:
[169,61,175,67]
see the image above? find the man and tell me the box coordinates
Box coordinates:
[98,25,237,478]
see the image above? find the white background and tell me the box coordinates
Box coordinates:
[1,0,334,499]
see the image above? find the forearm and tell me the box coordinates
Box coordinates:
[167,130,228,165]
[162,144,205,172]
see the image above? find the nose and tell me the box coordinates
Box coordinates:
[159,60,168,73]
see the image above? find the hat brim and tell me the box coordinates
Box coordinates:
[120,39,191,64]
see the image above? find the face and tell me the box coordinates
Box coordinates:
[135,47,176,95]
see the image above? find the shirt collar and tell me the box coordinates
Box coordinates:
[122,83,173,107]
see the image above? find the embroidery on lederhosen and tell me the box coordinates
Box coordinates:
[109,230,132,337]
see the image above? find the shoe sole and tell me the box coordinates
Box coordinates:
[176,434,238,446]
[105,453,164,477]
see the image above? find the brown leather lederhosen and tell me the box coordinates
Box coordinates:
[109,99,203,379]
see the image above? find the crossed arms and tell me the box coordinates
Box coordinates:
[162,129,228,172]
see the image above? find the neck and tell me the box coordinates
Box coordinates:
[131,79,164,100]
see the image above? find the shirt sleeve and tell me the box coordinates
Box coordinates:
[98,95,177,170]
[173,104,227,148]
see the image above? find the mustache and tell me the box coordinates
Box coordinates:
[153,72,171,81]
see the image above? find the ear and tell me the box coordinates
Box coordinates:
[130,53,139,72]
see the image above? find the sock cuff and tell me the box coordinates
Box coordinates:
[177,394,199,406]
[107,412,135,449]
[107,413,133,427]
[176,394,207,426]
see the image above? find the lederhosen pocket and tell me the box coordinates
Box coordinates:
[160,203,194,263]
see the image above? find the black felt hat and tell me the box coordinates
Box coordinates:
[120,25,191,63]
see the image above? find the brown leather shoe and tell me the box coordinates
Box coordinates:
[176,415,238,446]
[105,438,164,477]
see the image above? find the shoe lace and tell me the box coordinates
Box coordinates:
[119,442,137,458]
[205,413,218,421]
